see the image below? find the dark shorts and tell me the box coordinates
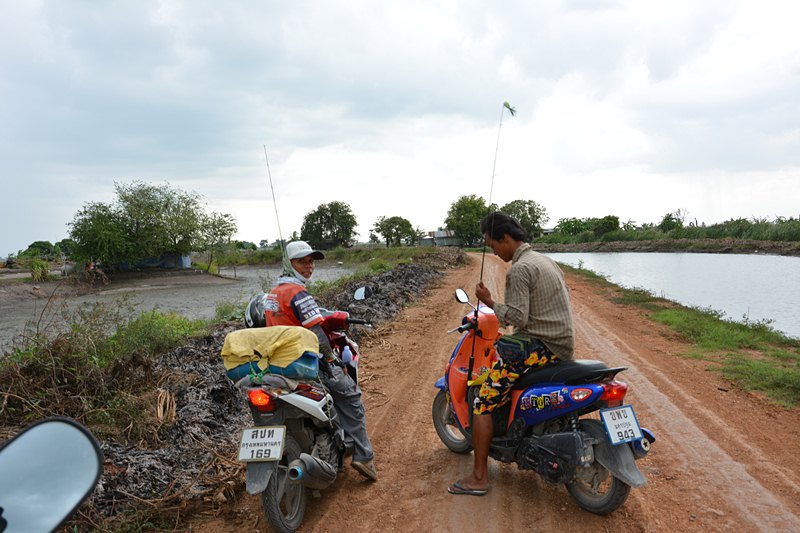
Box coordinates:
[473,338,558,415]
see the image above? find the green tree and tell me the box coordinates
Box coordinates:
[69,202,132,264]
[234,240,257,250]
[444,195,494,247]
[658,212,684,233]
[590,215,620,237]
[55,238,77,259]
[115,181,202,258]
[373,215,416,247]
[300,201,358,249]
[20,241,56,260]
[555,217,591,236]
[69,181,230,266]
[499,200,549,240]
[199,212,238,272]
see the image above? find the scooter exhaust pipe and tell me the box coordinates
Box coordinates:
[287,453,337,490]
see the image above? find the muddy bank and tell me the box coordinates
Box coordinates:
[532,237,800,256]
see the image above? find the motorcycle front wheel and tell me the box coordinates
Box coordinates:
[261,435,307,533]
[432,390,473,454]
[566,460,631,515]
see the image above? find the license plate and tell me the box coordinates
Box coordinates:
[238,426,285,462]
[600,405,643,445]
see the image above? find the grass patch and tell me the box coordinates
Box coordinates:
[214,296,249,321]
[565,264,800,407]
[720,351,800,407]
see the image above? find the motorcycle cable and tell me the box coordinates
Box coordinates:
[466,102,516,401]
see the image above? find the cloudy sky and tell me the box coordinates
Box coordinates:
[1,0,798,256]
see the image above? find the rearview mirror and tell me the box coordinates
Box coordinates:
[454,288,470,304]
[354,286,373,300]
[0,417,103,533]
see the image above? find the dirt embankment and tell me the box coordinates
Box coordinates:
[532,238,800,256]
[8,248,797,532]
[194,253,799,533]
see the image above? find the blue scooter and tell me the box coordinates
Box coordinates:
[432,289,655,514]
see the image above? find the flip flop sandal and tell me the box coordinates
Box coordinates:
[448,480,488,496]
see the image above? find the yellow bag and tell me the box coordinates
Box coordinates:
[220,326,319,373]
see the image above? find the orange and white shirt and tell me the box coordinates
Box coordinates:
[264,277,324,328]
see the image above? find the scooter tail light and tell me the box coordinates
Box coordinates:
[248,389,277,413]
[600,380,628,406]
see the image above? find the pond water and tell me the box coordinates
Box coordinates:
[0,265,354,351]
[544,252,800,340]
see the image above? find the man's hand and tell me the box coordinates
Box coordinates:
[475,281,495,308]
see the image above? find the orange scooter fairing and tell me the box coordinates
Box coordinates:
[446,305,501,430]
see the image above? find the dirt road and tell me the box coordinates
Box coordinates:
[197,254,800,533]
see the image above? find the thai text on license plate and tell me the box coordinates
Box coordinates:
[238,426,285,462]
[600,405,643,445]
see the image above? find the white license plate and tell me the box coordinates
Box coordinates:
[238,426,285,462]
[600,405,643,445]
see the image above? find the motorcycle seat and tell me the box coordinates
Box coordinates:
[512,359,626,389]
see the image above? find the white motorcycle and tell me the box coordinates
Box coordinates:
[235,287,373,533]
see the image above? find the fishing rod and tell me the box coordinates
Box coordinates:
[263,145,292,275]
[478,101,516,282]
[466,101,516,394]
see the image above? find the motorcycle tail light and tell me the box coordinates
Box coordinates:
[248,389,277,413]
[600,380,628,407]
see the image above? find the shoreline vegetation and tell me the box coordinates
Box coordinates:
[561,263,800,408]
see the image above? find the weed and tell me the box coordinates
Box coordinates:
[29,258,50,282]
[215,296,248,321]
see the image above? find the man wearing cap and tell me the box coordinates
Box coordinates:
[263,240,378,481]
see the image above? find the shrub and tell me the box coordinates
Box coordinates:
[29,258,50,282]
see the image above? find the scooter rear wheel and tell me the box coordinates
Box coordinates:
[261,435,307,533]
[432,390,473,454]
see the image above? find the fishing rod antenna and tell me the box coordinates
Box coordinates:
[263,145,292,275]
[479,101,516,282]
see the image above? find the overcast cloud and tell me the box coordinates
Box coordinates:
[1,0,798,255]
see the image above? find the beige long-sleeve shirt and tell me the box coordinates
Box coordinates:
[493,243,575,359]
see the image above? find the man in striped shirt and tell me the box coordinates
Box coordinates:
[449,212,574,497]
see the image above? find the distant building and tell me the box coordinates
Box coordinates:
[420,230,463,247]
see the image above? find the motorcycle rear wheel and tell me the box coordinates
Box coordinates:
[261,435,307,533]
[432,390,473,454]
[566,460,631,515]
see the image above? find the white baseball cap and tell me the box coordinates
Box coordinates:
[286,241,325,260]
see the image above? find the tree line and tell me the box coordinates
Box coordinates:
[7,181,799,270]
[542,210,800,244]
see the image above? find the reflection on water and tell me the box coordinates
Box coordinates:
[544,252,800,339]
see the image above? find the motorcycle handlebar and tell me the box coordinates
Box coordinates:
[456,321,476,333]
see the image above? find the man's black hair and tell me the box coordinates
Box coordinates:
[480,211,527,242]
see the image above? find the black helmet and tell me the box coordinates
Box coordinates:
[244,294,268,328]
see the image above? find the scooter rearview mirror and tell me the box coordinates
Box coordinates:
[0,417,103,533]
[454,288,470,304]
[354,286,373,300]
